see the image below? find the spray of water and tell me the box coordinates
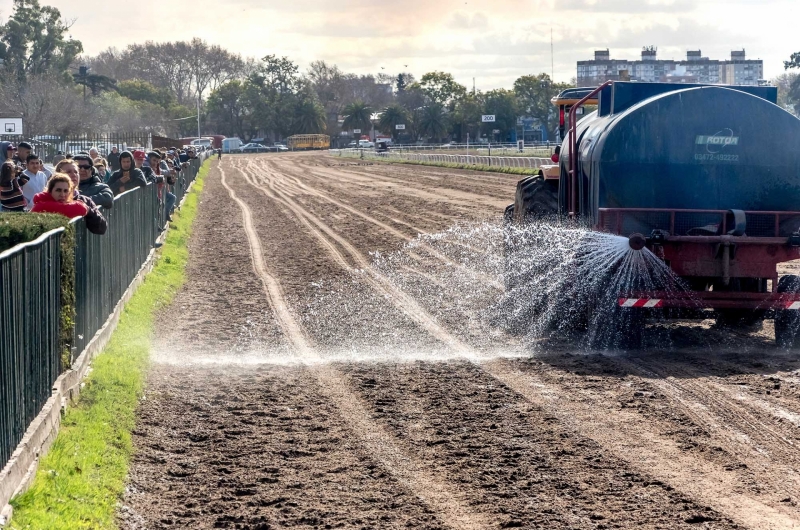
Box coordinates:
[496,219,695,349]
[156,218,708,366]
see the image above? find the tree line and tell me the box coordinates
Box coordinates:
[0,0,798,141]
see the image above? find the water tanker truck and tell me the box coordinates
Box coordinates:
[504,81,800,348]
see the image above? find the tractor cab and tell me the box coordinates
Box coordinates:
[551,87,598,142]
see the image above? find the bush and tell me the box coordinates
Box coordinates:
[0,212,76,368]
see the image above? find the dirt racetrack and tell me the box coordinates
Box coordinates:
[118,153,800,530]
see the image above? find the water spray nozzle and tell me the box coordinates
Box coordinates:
[628,233,646,251]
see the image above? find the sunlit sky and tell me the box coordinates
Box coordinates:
[15,0,800,90]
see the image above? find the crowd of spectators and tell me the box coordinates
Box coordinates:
[0,140,201,236]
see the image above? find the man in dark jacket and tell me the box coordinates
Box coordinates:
[74,154,114,209]
[107,151,147,196]
[107,146,121,172]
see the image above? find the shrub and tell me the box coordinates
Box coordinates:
[0,212,76,368]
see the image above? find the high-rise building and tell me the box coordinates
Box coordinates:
[577,48,763,86]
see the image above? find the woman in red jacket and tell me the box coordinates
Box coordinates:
[30,174,89,219]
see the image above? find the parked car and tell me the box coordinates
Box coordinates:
[358,140,374,148]
[239,143,269,153]
[272,143,289,152]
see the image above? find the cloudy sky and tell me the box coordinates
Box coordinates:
[29,0,800,90]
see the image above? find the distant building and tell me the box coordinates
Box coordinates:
[577,47,764,87]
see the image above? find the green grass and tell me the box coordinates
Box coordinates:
[8,160,212,530]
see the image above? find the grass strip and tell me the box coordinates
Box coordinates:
[336,155,540,176]
[8,160,211,530]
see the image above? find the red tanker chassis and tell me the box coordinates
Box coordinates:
[597,208,800,310]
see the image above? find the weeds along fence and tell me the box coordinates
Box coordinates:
[330,148,552,170]
[0,155,207,471]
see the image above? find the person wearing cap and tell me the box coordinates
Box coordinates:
[132,150,146,169]
[73,154,114,209]
[107,151,147,196]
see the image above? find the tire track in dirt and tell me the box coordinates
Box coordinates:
[258,158,504,291]
[234,158,474,352]
[240,156,787,528]
[482,358,799,530]
[219,162,493,530]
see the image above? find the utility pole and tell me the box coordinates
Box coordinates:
[196,96,201,140]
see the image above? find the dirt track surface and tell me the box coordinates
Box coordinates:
[119,153,800,530]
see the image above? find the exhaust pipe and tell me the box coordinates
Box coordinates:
[628,233,646,251]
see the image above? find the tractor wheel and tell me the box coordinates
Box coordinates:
[514,175,558,222]
[714,278,766,329]
[775,275,800,348]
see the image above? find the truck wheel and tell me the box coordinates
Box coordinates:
[715,279,766,329]
[775,275,800,348]
[514,176,558,222]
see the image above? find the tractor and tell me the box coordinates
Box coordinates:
[504,81,800,348]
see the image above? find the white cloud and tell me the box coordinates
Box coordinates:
[46,0,798,91]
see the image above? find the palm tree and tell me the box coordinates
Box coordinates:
[378,104,409,141]
[341,100,373,133]
[417,103,448,142]
[293,97,326,133]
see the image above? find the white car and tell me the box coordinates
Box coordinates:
[358,140,374,148]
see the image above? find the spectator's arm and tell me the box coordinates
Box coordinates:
[94,186,115,210]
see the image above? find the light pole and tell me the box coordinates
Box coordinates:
[196,96,201,140]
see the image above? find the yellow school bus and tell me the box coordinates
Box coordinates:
[286,134,330,150]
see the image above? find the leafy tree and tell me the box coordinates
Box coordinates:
[784,53,800,108]
[378,104,409,140]
[117,79,175,108]
[482,89,518,139]
[292,87,326,134]
[451,92,484,142]
[772,72,800,116]
[0,0,82,82]
[207,80,250,139]
[259,54,299,95]
[419,71,467,107]
[341,100,373,132]
[417,103,449,142]
[514,73,571,141]
[396,72,414,93]
[72,72,117,96]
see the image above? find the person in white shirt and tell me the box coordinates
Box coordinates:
[21,154,47,210]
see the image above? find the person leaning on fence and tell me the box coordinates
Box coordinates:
[30,173,89,219]
[107,151,147,196]
[54,159,108,235]
[142,150,176,221]
[107,146,121,172]
[0,160,28,212]
[21,154,47,211]
[73,154,114,210]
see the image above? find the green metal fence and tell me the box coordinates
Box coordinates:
[1,155,207,473]
[0,229,63,467]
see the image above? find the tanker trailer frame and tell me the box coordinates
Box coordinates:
[507,81,800,348]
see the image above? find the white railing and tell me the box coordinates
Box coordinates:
[379,143,556,157]
[329,148,552,170]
